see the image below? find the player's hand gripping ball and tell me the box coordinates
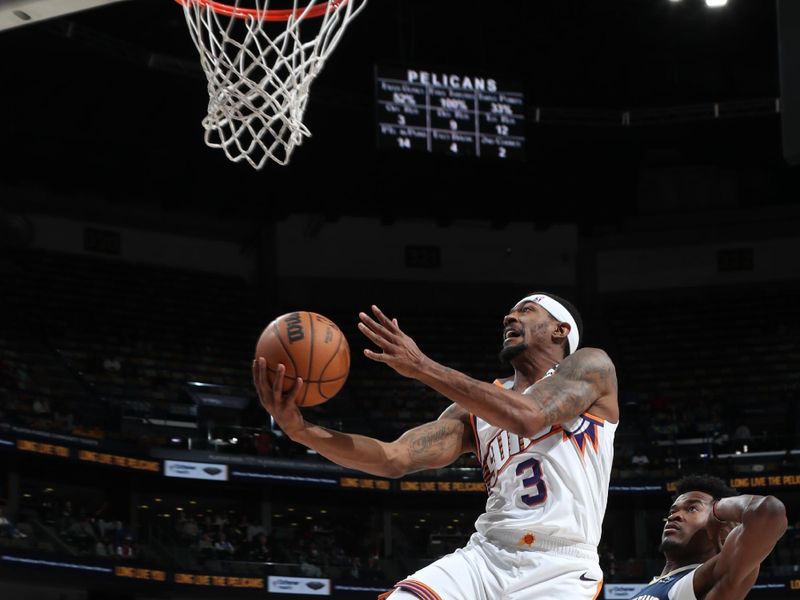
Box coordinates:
[255,311,350,406]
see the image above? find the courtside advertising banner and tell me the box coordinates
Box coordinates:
[163,460,228,481]
[267,576,331,595]
[604,583,647,599]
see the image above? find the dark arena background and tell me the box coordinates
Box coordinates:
[1,0,800,598]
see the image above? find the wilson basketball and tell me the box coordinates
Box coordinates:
[255,311,350,407]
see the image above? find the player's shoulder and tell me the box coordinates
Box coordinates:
[557,347,616,379]
[667,567,699,600]
[635,567,698,600]
[570,347,614,367]
[562,347,619,422]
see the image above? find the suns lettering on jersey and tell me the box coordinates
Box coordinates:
[480,414,605,489]
[481,426,561,489]
[473,377,617,547]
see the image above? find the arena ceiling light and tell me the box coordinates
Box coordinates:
[705,0,728,7]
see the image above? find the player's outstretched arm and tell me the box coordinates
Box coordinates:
[253,358,473,478]
[358,305,617,436]
[693,494,787,600]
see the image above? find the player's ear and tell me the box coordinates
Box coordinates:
[553,321,571,342]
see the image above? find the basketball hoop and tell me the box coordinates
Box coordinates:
[177,0,367,169]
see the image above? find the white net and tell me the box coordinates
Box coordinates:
[180,0,368,169]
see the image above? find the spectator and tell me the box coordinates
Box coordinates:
[365,553,386,583]
[116,539,135,559]
[95,538,110,557]
[67,516,97,543]
[734,423,752,443]
[182,517,199,542]
[631,449,650,472]
[196,533,214,558]
[16,365,30,391]
[32,397,51,415]
[103,356,122,374]
[96,516,113,539]
[213,512,228,530]
[307,541,321,564]
[247,519,265,542]
[349,556,362,579]
[52,405,75,430]
[663,446,679,468]
[110,520,127,545]
[0,507,25,539]
[249,533,272,562]
[231,514,249,543]
[299,553,322,577]
[214,532,235,557]
[59,501,73,534]
[331,543,348,567]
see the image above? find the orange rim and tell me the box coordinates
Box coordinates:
[176,0,348,21]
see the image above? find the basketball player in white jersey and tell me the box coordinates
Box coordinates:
[632,475,786,600]
[253,293,618,599]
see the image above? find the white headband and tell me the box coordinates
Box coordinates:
[518,294,580,355]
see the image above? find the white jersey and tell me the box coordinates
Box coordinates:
[472,372,617,548]
[632,565,699,600]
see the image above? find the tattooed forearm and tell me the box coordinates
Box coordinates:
[403,420,465,470]
[411,347,615,438]
[410,424,452,454]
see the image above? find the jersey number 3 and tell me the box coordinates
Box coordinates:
[516,457,547,506]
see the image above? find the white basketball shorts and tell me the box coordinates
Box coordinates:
[379,531,603,600]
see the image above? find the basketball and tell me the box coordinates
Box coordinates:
[255,311,350,407]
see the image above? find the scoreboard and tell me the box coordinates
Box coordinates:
[375,67,526,160]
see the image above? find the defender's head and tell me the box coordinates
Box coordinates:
[660,475,738,558]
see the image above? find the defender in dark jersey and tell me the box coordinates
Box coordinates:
[633,475,786,600]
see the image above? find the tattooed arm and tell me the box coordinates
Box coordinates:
[411,348,618,437]
[289,403,474,479]
[253,359,473,478]
[356,305,617,436]
[525,348,618,426]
